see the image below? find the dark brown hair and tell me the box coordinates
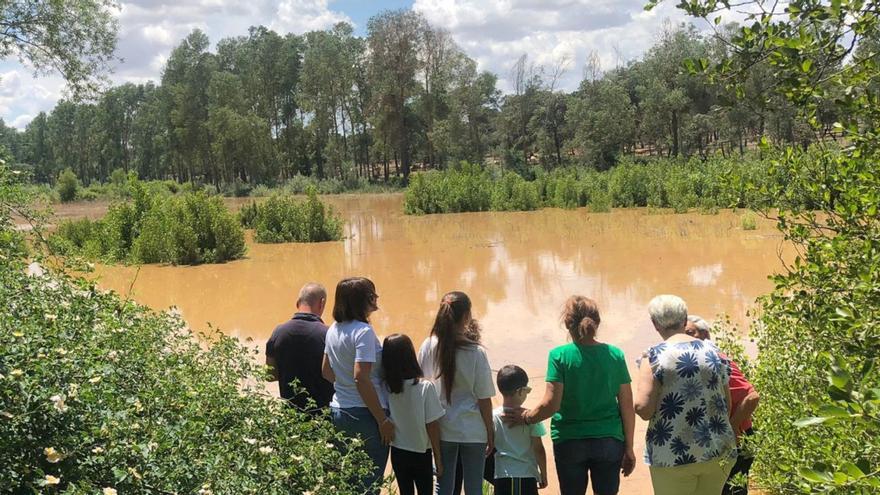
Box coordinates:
[332,277,376,323]
[381,334,423,394]
[431,291,472,402]
[562,295,601,344]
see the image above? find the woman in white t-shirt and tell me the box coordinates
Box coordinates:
[322,277,392,495]
[418,291,496,495]
[382,333,445,495]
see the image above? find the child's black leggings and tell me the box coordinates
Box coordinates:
[390,446,434,495]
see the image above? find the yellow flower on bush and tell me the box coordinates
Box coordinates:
[44,447,63,463]
[10,369,23,377]
[49,395,68,413]
[102,488,117,495]
[43,475,60,485]
[89,376,102,384]
[258,446,274,454]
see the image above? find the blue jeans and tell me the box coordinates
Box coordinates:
[554,437,624,495]
[331,406,389,495]
[437,441,486,495]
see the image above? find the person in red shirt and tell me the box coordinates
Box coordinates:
[686,316,760,495]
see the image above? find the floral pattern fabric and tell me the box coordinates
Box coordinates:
[640,339,738,468]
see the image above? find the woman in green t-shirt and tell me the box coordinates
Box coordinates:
[506,296,636,495]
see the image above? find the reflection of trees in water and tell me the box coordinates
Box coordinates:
[91,195,784,349]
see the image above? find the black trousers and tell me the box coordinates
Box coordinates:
[390,446,434,495]
[493,477,539,495]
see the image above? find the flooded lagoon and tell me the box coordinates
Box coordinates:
[62,194,784,493]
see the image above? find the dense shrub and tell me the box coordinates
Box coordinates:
[280,174,401,196]
[241,190,344,243]
[402,155,810,215]
[51,183,245,265]
[404,163,492,214]
[490,172,541,211]
[56,168,79,203]
[0,246,371,494]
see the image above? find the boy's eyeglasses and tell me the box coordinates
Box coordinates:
[519,386,532,394]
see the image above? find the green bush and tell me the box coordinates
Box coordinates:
[51,186,246,265]
[56,168,79,203]
[0,252,371,493]
[741,211,758,230]
[403,156,799,215]
[243,190,344,243]
[490,172,541,211]
[404,163,492,214]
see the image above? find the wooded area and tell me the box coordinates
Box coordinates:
[0,11,850,187]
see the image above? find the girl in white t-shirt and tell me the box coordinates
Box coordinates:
[418,291,496,495]
[382,333,445,495]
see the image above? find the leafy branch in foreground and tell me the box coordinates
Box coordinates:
[660,0,880,493]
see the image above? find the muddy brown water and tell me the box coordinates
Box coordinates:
[56,194,785,494]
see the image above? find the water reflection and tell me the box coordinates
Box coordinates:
[86,195,784,376]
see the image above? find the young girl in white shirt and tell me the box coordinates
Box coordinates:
[382,333,445,495]
[418,291,496,495]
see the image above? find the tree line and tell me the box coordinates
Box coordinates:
[0,11,844,187]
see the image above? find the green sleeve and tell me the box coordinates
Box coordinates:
[546,348,564,383]
[617,347,632,385]
[530,420,547,437]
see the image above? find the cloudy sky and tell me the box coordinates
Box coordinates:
[0,0,697,130]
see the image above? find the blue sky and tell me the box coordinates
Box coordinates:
[0,0,694,130]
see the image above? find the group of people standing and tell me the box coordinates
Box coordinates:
[266,278,759,495]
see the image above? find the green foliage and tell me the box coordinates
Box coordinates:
[1,160,371,492]
[740,212,757,231]
[51,185,245,265]
[242,190,344,244]
[489,172,541,211]
[403,156,791,215]
[0,0,118,98]
[404,163,492,215]
[0,243,370,494]
[663,0,880,493]
[56,168,79,203]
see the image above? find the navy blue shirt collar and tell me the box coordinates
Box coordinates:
[293,312,323,323]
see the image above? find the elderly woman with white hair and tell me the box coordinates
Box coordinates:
[633,295,738,495]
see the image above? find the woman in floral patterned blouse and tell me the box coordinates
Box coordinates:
[633,295,737,495]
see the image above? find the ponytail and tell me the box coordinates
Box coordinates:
[431,291,472,403]
[562,296,601,344]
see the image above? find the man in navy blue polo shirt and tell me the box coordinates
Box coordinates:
[266,283,335,412]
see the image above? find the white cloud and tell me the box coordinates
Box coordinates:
[12,114,33,128]
[142,24,174,45]
[272,0,352,34]
[414,0,691,91]
[0,69,64,128]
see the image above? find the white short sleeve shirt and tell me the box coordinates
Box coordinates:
[418,336,496,443]
[493,406,547,480]
[324,320,387,409]
[388,379,446,453]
